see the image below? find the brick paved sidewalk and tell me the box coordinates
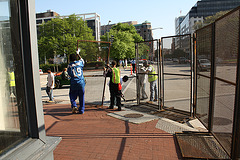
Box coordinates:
[43,104,182,160]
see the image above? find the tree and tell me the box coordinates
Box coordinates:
[101,23,143,61]
[38,14,95,64]
[138,43,150,59]
[193,10,230,30]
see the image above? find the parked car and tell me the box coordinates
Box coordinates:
[172,58,179,63]
[54,72,70,89]
[197,59,211,71]
[179,57,188,64]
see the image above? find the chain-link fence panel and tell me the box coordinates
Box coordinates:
[213,9,239,156]
[196,24,213,128]
[161,35,192,114]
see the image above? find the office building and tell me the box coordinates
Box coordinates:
[175,0,240,51]
[36,10,101,41]
[101,21,154,41]
[101,21,138,36]
[176,0,240,35]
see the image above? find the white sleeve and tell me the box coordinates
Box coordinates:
[81,58,85,65]
[147,66,152,72]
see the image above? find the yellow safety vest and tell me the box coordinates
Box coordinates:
[9,72,16,87]
[148,65,158,82]
[112,68,120,84]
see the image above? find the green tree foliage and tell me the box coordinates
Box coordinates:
[38,14,95,64]
[101,23,143,60]
[193,10,230,30]
[138,43,150,59]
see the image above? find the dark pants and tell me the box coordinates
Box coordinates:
[132,64,136,73]
[109,83,121,108]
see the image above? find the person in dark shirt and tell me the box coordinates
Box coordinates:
[105,60,122,111]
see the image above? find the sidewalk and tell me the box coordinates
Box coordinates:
[43,103,182,160]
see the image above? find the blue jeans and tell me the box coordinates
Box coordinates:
[46,87,54,101]
[69,88,85,114]
[150,80,157,101]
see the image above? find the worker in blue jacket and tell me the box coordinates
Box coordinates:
[67,50,85,114]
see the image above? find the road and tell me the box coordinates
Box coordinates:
[40,68,134,106]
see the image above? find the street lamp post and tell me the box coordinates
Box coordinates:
[107,20,111,42]
[149,27,163,61]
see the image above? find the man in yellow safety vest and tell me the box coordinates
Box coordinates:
[143,60,158,103]
[105,60,122,111]
[8,70,16,96]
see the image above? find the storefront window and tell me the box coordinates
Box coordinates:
[0,0,28,154]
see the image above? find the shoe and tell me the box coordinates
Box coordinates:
[72,107,78,114]
[78,111,84,114]
[108,106,114,109]
[154,99,157,101]
[48,100,54,103]
[118,107,121,111]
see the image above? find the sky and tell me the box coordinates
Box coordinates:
[35,0,198,39]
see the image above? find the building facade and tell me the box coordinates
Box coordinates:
[0,0,60,159]
[101,21,138,36]
[174,0,240,52]
[36,11,101,41]
[134,21,153,41]
[101,21,153,41]
[176,0,240,36]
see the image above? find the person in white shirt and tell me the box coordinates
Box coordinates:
[46,68,55,102]
[139,65,148,100]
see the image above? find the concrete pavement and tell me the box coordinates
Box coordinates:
[41,66,207,159]
[44,104,182,160]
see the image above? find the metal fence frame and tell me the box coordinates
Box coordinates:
[195,6,240,159]
[135,39,161,110]
[161,34,193,116]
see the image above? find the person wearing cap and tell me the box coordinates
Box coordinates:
[67,51,85,114]
[46,68,55,102]
[143,60,158,103]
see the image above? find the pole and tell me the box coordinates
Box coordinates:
[101,42,111,106]
[131,64,132,75]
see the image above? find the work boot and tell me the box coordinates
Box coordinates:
[118,106,121,111]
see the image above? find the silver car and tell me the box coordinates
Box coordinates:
[198,59,211,71]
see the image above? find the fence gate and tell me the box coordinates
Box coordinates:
[124,40,161,113]
[175,7,240,159]
[161,35,193,120]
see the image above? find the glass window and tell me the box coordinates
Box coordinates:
[0,0,28,154]
[36,19,42,24]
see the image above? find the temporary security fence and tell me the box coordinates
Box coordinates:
[176,6,240,159]
[77,6,240,158]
